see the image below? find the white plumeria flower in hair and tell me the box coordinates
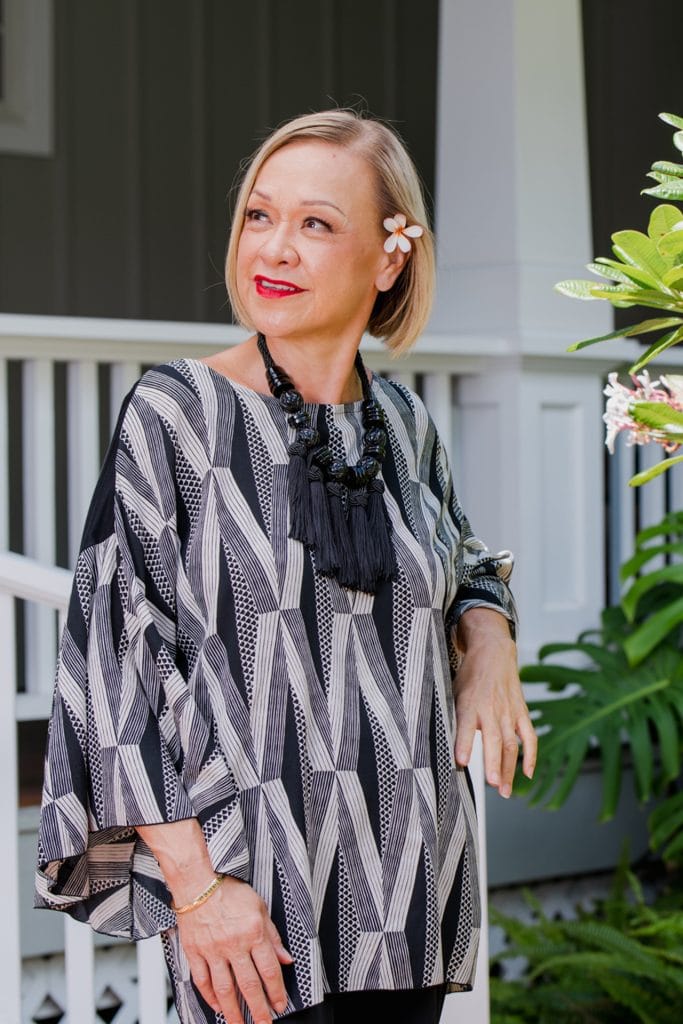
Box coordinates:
[383,213,424,253]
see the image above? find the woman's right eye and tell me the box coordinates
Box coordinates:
[245,208,268,223]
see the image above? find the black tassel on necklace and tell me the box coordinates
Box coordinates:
[257,332,397,594]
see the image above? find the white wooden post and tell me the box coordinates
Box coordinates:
[67,360,100,567]
[110,360,142,433]
[0,359,8,550]
[137,935,169,1024]
[422,372,454,455]
[22,359,57,696]
[65,916,96,1023]
[638,444,668,569]
[0,590,21,1024]
[434,2,611,1019]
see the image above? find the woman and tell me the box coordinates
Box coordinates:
[36,110,535,1024]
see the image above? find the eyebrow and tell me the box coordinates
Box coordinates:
[250,189,345,217]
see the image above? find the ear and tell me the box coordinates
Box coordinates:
[375,247,409,293]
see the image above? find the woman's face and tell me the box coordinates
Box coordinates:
[235,140,403,346]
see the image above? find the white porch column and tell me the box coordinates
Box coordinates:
[433,4,611,1022]
[433,0,612,666]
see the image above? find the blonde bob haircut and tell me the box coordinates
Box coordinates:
[225,109,435,355]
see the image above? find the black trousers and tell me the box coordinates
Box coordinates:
[281,985,447,1023]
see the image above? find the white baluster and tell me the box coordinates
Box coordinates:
[22,359,57,696]
[667,455,683,541]
[67,360,100,567]
[638,444,667,569]
[0,590,21,1024]
[65,916,96,1023]
[389,371,416,393]
[110,361,142,434]
[422,372,454,454]
[137,935,169,1024]
[0,358,8,550]
[610,443,637,598]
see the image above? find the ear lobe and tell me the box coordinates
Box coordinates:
[376,249,409,293]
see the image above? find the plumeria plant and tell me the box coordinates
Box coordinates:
[556,112,683,485]
[491,116,683,1023]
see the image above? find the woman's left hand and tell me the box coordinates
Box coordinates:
[452,607,536,798]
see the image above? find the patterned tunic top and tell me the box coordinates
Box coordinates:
[35,358,516,1022]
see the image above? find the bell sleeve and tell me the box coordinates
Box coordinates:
[35,380,250,940]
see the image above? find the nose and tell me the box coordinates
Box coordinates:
[260,220,299,266]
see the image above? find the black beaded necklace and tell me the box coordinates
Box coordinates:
[257,332,397,593]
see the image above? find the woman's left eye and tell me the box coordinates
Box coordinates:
[303,216,332,232]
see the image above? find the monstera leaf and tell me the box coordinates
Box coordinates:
[519,637,683,820]
[517,512,683,819]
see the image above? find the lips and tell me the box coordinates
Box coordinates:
[254,276,305,298]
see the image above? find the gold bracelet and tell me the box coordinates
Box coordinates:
[171,874,225,915]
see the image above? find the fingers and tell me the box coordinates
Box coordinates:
[267,920,295,965]
[518,712,538,779]
[481,723,503,792]
[187,955,221,1015]
[181,893,291,1023]
[229,954,280,1024]
[499,723,519,798]
[251,940,290,1014]
[209,961,245,1024]
[481,707,536,798]
[454,705,478,768]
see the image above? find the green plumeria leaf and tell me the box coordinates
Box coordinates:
[629,454,683,486]
[647,171,683,186]
[630,400,683,434]
[586,260,634,283]
[658,229,683,258]
[660,112,683,131]
[567,317,683,354]
[674,131,683,154]
[554,279,605,300]
[629,326,683,373]
[651,164,683,180]
[595,255,673,291]
[662,265,683,288]
[611,230,672,287]
[648,204,683,239]
[591,287,683,311]
[643,182,683,201]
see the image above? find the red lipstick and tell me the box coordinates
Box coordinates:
[254,276,305,298]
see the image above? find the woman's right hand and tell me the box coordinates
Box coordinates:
[176,875,293,1024]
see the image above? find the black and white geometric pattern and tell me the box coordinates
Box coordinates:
[35,359,516,1022]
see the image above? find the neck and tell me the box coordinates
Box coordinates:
[256,331,366,404]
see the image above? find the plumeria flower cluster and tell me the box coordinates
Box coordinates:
[603,370,683,454]
[383,214,424,253]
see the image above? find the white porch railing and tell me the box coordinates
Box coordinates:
[0,551,170,1024]
[0,313,492,1023]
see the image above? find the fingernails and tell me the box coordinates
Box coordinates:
[489,772,500,787]
[275,1001,288,1014]
[500,783,512,799]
